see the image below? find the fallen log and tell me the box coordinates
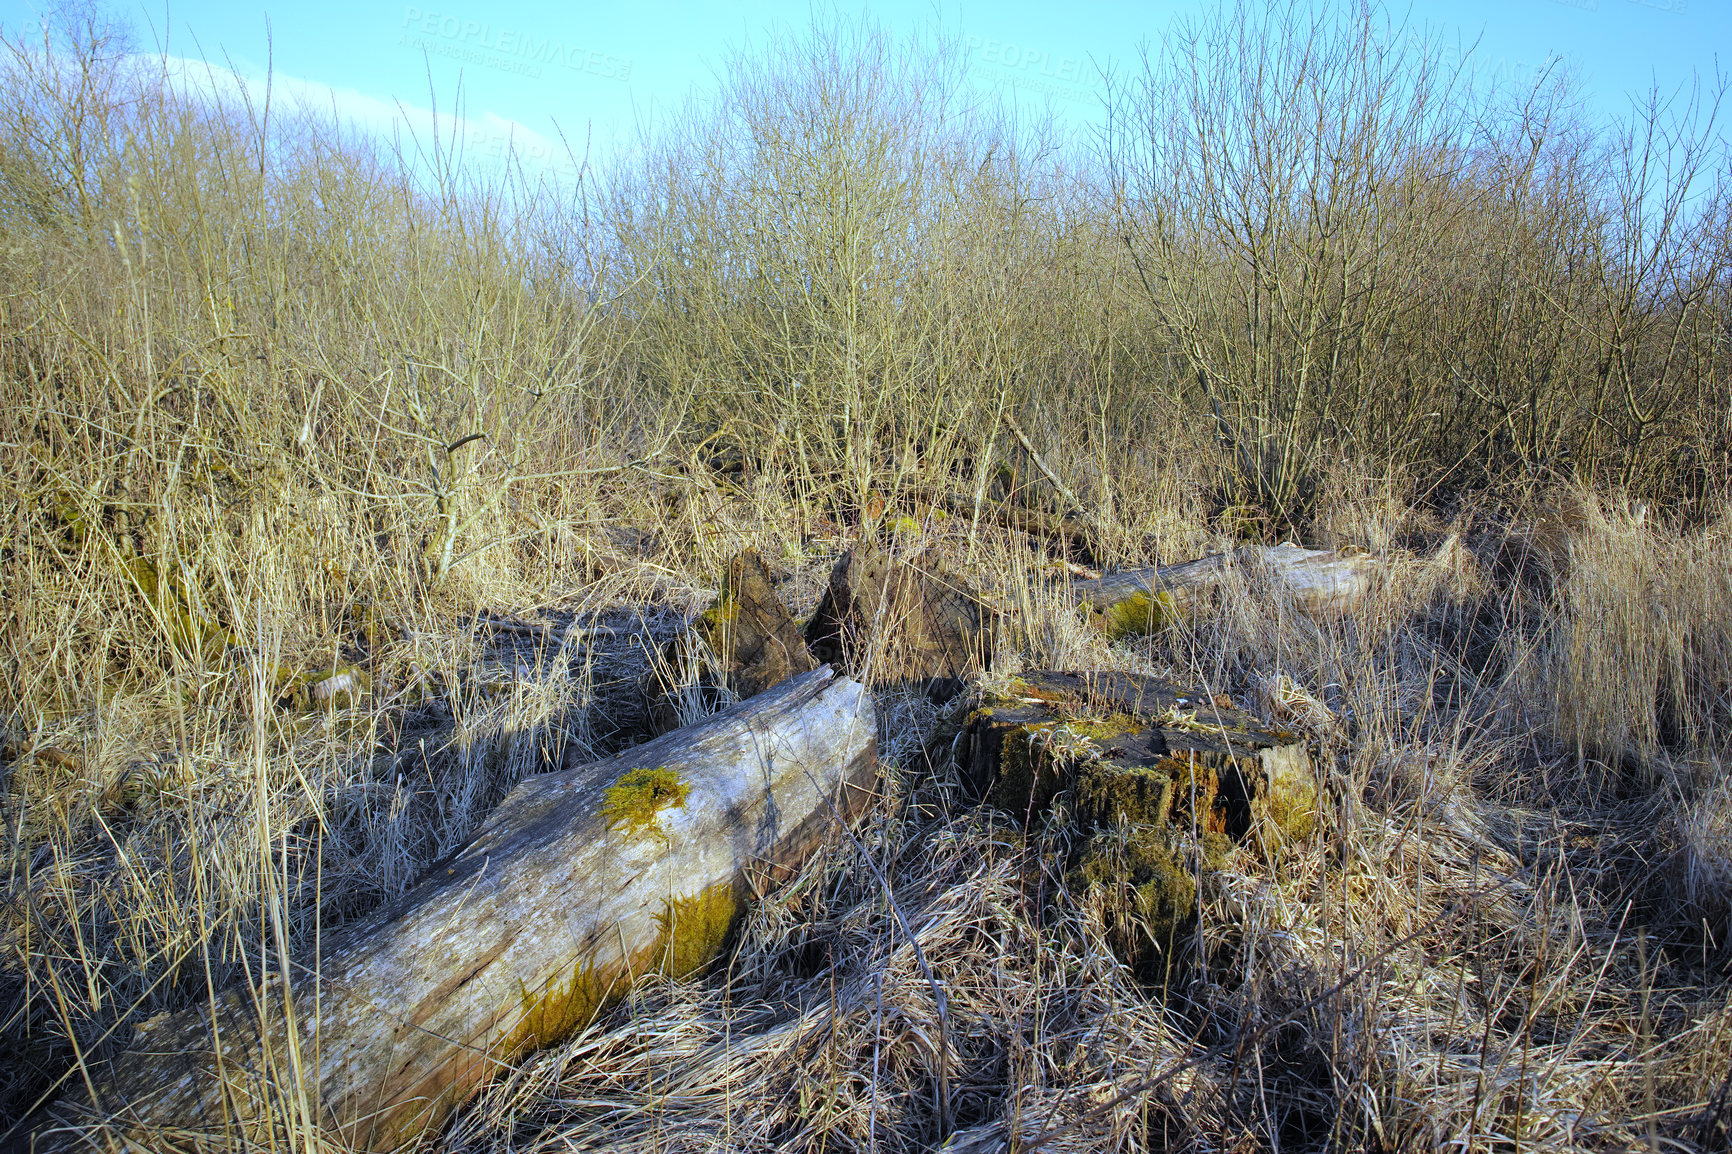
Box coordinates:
[1072,544,1378,638]
[37,668,877,1153]
[912,483,1095,560]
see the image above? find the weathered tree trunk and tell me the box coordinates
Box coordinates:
[1072,545,1379,638]
[912,484,1095,559]
[37,668,877,1153]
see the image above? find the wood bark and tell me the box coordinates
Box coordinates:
[961,670,1316,965]
[36,668,877,1153]
[1071,545,1378,635]
[647,550,819,730]
[962,671,1314,840]
[804,545,994,688]
[692,550,818,697]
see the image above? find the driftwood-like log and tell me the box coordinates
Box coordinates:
[38,668,877,1153]
[1072,545,1378,638]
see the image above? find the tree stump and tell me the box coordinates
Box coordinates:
[646,550,818,732]
[35,668,877,1153]
[1072,545,1379,638]
[690,549,818,698]
[962,671,1316,961]
[804,545,993,689]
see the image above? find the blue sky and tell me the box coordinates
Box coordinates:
[0,0,1720,185]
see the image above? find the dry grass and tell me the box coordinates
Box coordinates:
[3,3,1732,1151]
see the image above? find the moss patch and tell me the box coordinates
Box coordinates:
[694,593,739,647]
[976,692,1147,819]
[1100,589,1179,640]
[1075,753,1219,831]
[654,881,745,979]
[503,956,623,1056]
[125,556,233,661]
[499,880,742,1059]
[602,767,692,841]
[1073,826,1235,967]
[987,716,1049,817]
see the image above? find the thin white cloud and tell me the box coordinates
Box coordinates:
[143,52,583,186]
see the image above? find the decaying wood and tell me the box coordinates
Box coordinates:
[37,668,877,1153]
[963,671,1314,839]
[691,549,818,698]
[1071,544,1379,636]
[804,544,994,687]
[913,484,1094,558]
[962,671,1316,961]
[645,551,819,731]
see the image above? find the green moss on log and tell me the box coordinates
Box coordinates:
[1075,753,1217,830]
[1073,826,1235,962]
[499,880,742,1060]
[694,592,739,648]
[602,767,692,841]
[503,956,622,1056]
[1100,589,1179,640]
[984,711,1141,818]
[654,881,745,979]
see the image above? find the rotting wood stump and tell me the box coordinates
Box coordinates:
[1072,544,1379,639]
[690,549,818,698]
[647,550,818,732]
[962,671,1316,961]
[35,668,877,1154]
[805,544,994,690]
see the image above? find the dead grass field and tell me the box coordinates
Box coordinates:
[3,4,1731,1151]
